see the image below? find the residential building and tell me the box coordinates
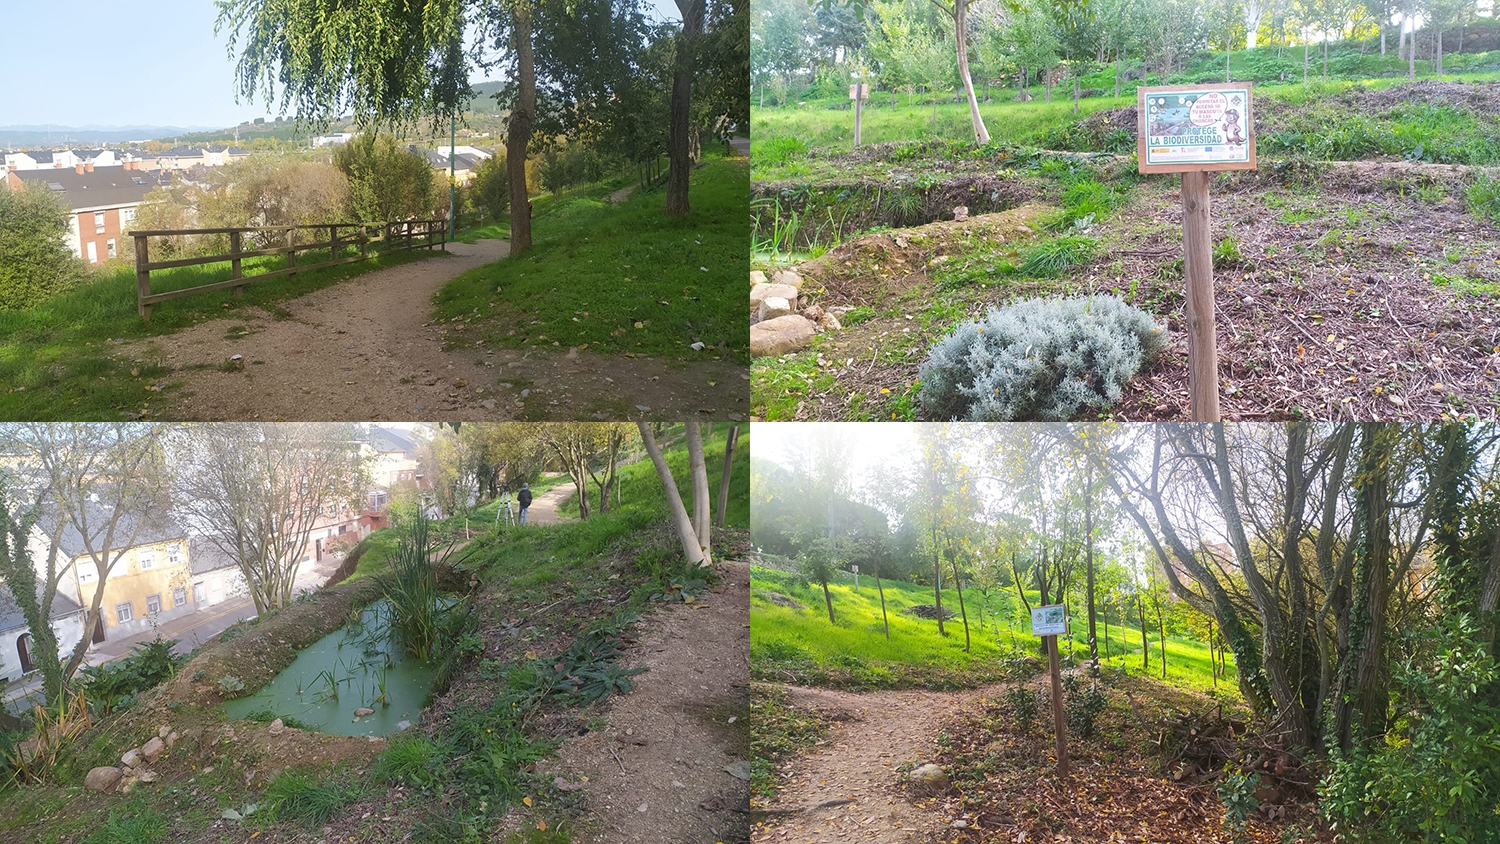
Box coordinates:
[6,167,164,263]
[368,425,427,490]
[412,145,493,185]
[312,133,355,147]
[4,147,153,172]
[187,538,248,609]
[0,583,85,684]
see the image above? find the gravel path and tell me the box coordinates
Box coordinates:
[126,238,746,420]
[755,682,1011,844]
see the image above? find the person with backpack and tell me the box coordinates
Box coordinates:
[517,482,533,525]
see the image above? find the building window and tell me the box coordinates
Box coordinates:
[94,211,106,234]
[146,594,161,615]
[167,543,181,565]
[86,241,97,263]
[115,602,134,623]
[121,207,135,225]
[138,549,155,570]
[107,238,116,259]
[173,586,187,607]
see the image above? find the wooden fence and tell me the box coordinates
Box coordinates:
[130,219,447,320]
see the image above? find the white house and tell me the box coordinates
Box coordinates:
[188,538,248,609]
[0,583,86,685]
[312,133,355,148]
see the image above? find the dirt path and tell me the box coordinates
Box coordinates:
[126,238,747,420]
[609,184,638,203]
[554,558,751,844]
[756,682,1008,844]
[524,478,575,526]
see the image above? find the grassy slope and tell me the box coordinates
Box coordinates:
[0,430,750,844]
[0,245,439,421]
[752,566,1233,692]
[555,424,749,526]
[434,150,749,364]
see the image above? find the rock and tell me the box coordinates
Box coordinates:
[140,737,164,763]
[770,269,804,290]
[354,708,374,717]
[137,770,159,784]
[85,766,123,792]
[722,760,752,781]
[909,763,949,796]
[554,777,585,792]
[158,725,171,738]
[396,720,412,731]
[817,312,843,332]
[120,774,138,794]
[121,749,142,768]
[802,304,824,321]
[165,731,180,748]
[482,399,497,410]
[758,296,795,321]
[953,205,969,221]
[750,282,798,312]
[750,315,815,357]
[268,718,285,736]
[750,270,767,286]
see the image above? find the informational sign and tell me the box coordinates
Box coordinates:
[1031,605,1067,637]
[1137,84,1256,173]
[848,83,870,100]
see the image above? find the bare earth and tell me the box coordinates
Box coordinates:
[554,559,751,844]
[124,238,746,420]
[524,478,575,526]
[756,683,1006,844]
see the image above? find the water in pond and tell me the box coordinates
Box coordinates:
[221,598,439,737]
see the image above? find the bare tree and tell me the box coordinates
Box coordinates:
[173,424,369,614]
[715,425,741,528]
[637,422,713,569]
[0,423,169,702]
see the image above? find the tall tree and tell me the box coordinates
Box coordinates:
[637,422,715,570]
[666,0,705,215]
[930,0,992,142]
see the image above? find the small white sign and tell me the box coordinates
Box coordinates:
[1031,605,1067,637]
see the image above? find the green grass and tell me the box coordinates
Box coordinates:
[751,566,1234,692]
[555,423,748,526]
[260,770,352,826]
[434,150,748,363]
[82,803,169,844]
[0,246,438,420]
[749,684,825,801]
[455,217,510,244]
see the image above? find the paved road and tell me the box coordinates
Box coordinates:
[730,136,749,156]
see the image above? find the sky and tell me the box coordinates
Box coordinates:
[0,0,680,130]
[752,422,920,494]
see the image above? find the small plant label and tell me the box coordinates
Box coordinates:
[1137,84,1256,173]
[1031,605,1067,637]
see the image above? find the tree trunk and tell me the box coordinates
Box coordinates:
[686,421,711,550]
[506,1,535,254]
[875,553,890,641]
[1085,467,1098,671]
[951,552,971,652]
[715,425,738,528]
[636,422,708,569]
[822,578,835,623]
[666,0,702,216]
[932,542,945,636]
[1114,55,1122,98]
[951,0,990,143]
[1334,424,1395,751]
[1139,595,1149,669]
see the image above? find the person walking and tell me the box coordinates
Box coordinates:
[518,482,533,526]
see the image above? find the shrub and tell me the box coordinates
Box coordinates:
[0,181,83,310]
[1004,686,1039,732]
[917,295,1167,421]
[1062,674,1108,739]
[78,637,186,714]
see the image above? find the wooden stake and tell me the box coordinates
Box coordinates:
[853,92,864,147]
[1181,170,1220,421]
[1048,634,1069,777]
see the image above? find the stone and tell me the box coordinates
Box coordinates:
[268,718,285,736]
[817,312,843,332]
[165,730,180,748]
[758,296,795,321]
[750,315,816,357]
[909,763,949,796]
[770,269,804,290]
[137,770,159,784]
[953,205,969,221]
[354,708,374,717]
[140,736,164,763]
[158,725,171,738]
[802,304,824,321]
[85,766,123,792]
[121,749,142,768]
[750,270,768,286]
[750,282,799,313]
[396,720,412,731]
[120,774,138,794]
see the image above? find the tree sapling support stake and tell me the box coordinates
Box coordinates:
[1137,83,1257,421]
[850,83,869,147]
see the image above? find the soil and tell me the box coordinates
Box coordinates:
[123,238,747,420]
[552,558,752,844]
[751,682,1005,844]
[525,479,576,526]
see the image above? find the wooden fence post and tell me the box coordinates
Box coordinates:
[329,224,339,262]
[287,228,298,279]
[361,224,369,260]
[1181,171,1220,422]
[135,234,151,321]
[230,230,243,298]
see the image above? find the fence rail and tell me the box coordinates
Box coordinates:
[130,219,447,320]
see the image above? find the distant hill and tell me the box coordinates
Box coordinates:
[0,125,218,147]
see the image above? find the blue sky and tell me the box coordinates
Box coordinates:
[0,0,680,129]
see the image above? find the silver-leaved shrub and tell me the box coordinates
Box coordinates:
[917,295,1166,421]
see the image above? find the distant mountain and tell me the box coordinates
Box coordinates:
[0,125,220,147]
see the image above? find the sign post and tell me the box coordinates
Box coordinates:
[1031,605,1070,777]
[851,564,859,592]
[1137,84,1256,422]
[850,83,870,147]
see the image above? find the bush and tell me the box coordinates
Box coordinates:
[0,181,83,310]
[471,153,510,221]
[333,133,440,223]
[1004,686,1040,732]
[917,295,1167,421]
[78,637,187,715]
[1062,674,1108,739]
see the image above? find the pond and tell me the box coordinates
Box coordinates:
[221,598,439,737]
